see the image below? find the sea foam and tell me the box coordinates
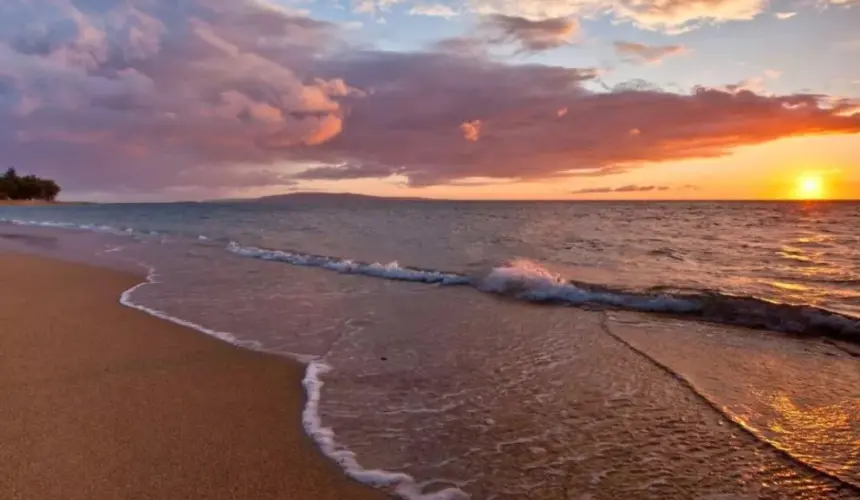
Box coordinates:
[302,362,470,499]
[478,259,700,313]
[226,242,470,285]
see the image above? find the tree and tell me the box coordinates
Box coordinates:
[0,168,61,202]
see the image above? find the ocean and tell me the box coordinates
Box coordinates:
[1,199,858,499]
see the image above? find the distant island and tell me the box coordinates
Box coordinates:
[203,192,429,204]
[252,192,425,204]
[0,168,61,203]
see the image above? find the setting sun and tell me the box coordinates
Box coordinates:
[794,173,826,200]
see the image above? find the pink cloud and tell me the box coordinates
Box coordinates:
[571,184,670,194]
[460,120,484,141]
[0,0,348,193]
[409,3,460,17]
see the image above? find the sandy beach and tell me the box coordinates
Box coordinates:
[0,252,388,500]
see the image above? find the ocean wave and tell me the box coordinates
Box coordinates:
[2,217,123,233]
[0,217,144,236]
[226,242,470,285]
[227,245,860,343]
[481,260,859,342]
[3,213,857,342]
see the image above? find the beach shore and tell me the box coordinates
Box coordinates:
[0,253,388,500]
[0,200,90,206]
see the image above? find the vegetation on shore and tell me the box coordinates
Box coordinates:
[0,168,61,202]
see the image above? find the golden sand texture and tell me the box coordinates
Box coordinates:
[0,253,388,500]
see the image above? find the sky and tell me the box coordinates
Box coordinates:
[1,0,859,201]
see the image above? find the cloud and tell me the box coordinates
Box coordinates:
[431,36,490,57]
[775,11,797,19]
[460,120,483,141]
[763,69,781,79]
[477,14,580,52]
[0,0,351,193]
[433,14,578,54]
[570,184,671,194]
[352,0,404,15]
[468,0,769,33]
[2,0,860,198]
[409,3,460,17]
[295,51,860,186]
[613,41,688,64]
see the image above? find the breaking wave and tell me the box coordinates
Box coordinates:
[226,241,470,285]
[227,244,860,343]
[2,214,857,343]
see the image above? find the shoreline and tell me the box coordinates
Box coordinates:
[0,200,90,206]
[0,252,388,500]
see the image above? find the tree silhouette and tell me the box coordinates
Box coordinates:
[0,168,61,202]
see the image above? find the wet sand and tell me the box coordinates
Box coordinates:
[0,253,387,500]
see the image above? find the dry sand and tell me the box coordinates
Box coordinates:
[0,253,389,500]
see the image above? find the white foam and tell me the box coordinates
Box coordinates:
[479,259,699,313]
[119,261,469,500]
[1,218,136,237]
[119,264,263,351]
[301,362,470,500]
[227,242,469,285]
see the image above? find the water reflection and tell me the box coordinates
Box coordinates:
[765,392,860,480]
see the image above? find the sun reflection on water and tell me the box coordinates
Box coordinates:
[764,392,860,479]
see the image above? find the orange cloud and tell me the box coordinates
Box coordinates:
[460,120,484,141]
[571,184,670,194]
[763,69,782,79]
[614,41,689,64]
[294,51,860,186]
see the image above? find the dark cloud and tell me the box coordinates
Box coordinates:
[613,41,688,63]
[431,14,578,56]
[571,184,671,194]
[478,14,579,52]
[1,0,859,198]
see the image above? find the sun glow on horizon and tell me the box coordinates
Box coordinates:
[794,173,826,200]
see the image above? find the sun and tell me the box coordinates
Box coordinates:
[794,173,825,200]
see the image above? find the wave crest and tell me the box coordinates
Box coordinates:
[228,245,859,343]
[226,242,470,285]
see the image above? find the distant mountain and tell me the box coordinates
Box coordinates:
[250,192,426,204]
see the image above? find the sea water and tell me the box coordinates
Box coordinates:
[1,200,858,498]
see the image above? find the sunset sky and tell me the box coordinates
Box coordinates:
[1,0,859,201]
